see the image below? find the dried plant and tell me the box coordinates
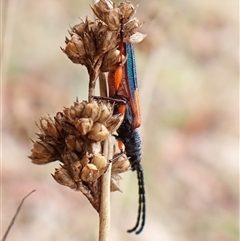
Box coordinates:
[29,0,145,238]
[30,99,130,210]
[61,0,145,100]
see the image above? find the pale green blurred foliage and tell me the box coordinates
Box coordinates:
[2,0,238,241]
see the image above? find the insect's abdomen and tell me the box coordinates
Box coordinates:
[118,128,142,171]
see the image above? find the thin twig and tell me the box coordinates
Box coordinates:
[99,138,112,241]
[2,189,36,241]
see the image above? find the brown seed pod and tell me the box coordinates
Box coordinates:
[88,122,110,142]
[30,141,60,164]
[123,18,143,42]
[70,161,82,182]
[81,153,91,167]
[83,101,101,122]
[65,134,77,151]
[91,153,107,171]
[100,48,125,72]
[63,106,77,121]
[94,20,109,40]
[91,0,113,21]
[72,21,85,36]
[105,113,124,134]
[118,1,136,22]
[91,0,121,31]
[62,151,80,166]
[111,154,130,174]
[61,39,86,65]
[74,118,93,136]
[74,100,87,117]
[81,163,99,183]
[65,135,85,153]
[52,167,77,189]
[105,8,121,31]
[98,29,118,55]
[39,116,59,139]
[110,174,122,192]
[97,102,113,123]
[82,32,96,62]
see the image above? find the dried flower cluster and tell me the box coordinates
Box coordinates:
[29,99,130,210]
[61,0,146,97]
[30,0,145,212]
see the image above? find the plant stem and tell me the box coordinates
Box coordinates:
[99,137,112,241]
[92,3,111,240]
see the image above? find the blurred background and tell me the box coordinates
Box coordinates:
[2,0,239,240]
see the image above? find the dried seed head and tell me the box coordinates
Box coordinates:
[29,90,132,210]
[30,100,121,166]
[32,0,146,211]
[62,0,145,72]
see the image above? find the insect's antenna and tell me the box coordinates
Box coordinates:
[136,168,146,234]
[127,166,146,234]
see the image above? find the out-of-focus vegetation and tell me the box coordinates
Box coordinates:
[2,0,238,241]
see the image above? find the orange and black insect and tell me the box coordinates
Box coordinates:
[107,22,146,235]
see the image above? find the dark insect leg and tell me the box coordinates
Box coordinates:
[104,152,126,173]
[92,95,126,105]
